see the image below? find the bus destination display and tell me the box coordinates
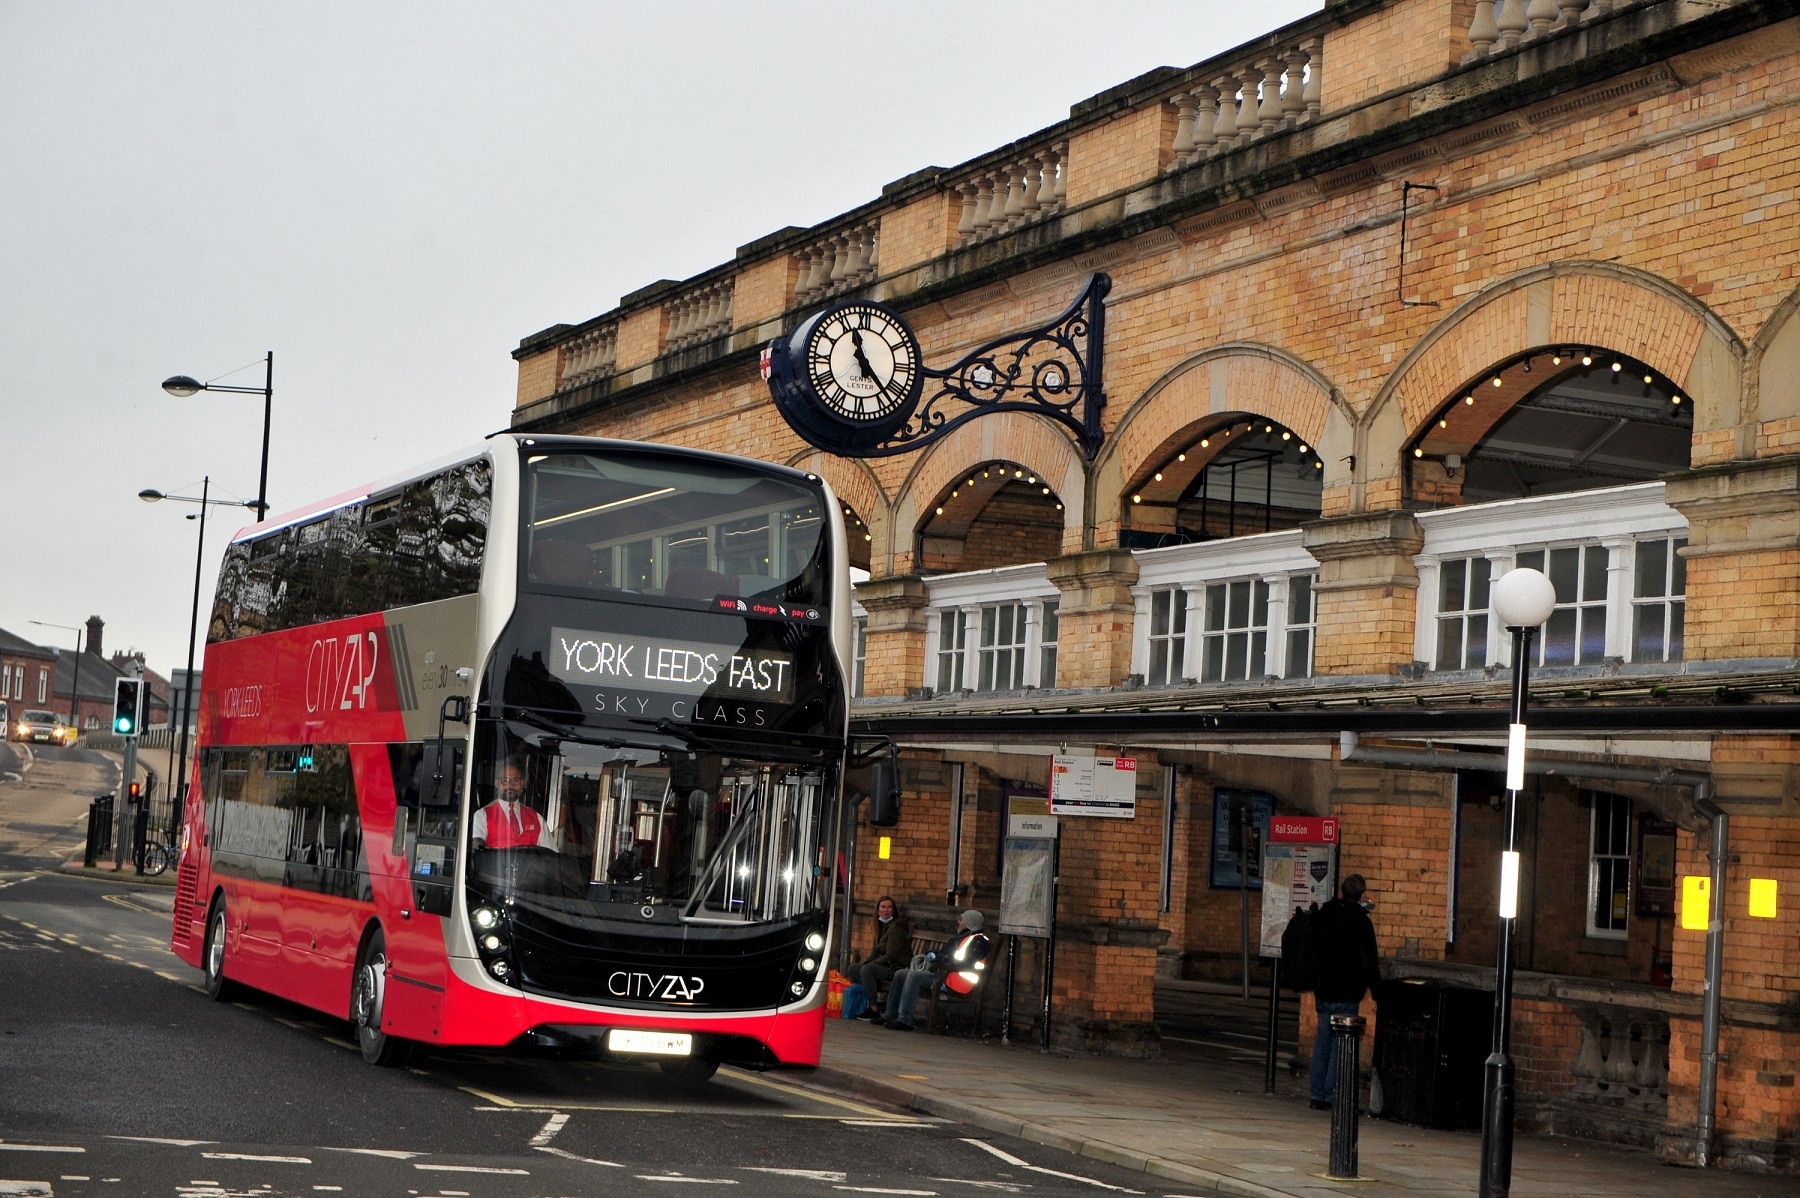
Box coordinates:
[550,627,796,704]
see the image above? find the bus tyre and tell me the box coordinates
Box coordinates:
[352,929,413,1068]
[658,1057,719,1085]
[203,900,238,1002]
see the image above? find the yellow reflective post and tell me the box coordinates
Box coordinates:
[1748,878,1778,919]
[1680,875,1711,931]
[878,836,891,861]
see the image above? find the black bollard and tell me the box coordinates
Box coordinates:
[1327,1013,1366,1180]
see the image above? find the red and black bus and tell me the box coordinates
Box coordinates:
[170,435,863,1079]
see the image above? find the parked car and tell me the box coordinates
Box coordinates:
[13,709,76,746]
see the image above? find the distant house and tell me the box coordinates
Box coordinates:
[48,617,172,731]
[0,626,61,719]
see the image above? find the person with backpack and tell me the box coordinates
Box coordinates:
[1306,874,1382,1110]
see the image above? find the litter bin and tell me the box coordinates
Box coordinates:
[1371,978,1492,1130]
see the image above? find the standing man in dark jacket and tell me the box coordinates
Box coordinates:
[1308,874,1382,1109]
[854,895,910,1018]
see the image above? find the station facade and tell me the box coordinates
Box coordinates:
[510,0,1800,1171]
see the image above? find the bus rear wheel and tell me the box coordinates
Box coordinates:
[351,928,413,1068]
[203,899,238,1002]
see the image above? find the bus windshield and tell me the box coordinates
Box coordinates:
[468,726,833,927]
[521,447,829,608]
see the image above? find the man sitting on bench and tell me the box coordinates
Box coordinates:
[880,909,990,1032]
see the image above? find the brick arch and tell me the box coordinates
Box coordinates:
[893,412,1087,561]
[1095,344,1353,535]
[1359,261,1746,511]
[784,449,890,571]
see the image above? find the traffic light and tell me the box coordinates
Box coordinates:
[112,678,144,737]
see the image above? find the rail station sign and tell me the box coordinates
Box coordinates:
[1049,754,1137,818]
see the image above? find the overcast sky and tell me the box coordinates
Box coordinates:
[0,1,1319,676]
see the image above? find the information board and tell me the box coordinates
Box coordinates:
[1049,754,1137,818]
[1258,841,1339,957]
[1208,789,1273,889]
[999,837,1056,937]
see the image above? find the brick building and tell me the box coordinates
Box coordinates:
[0,627,61,720]
[508,0,1800,1171]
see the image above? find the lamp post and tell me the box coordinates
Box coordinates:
[28,619,85,734]
[1479,566,1558,1198]
[162,352,274,522]
[140,480,258,832]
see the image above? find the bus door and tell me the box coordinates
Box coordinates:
[381,741,461,1039]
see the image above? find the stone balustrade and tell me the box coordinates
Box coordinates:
[561,322,618,389]
[1463,0,1659,62]
[952,142,1067,246]
[794,219,879,307]
[664,278,734,353]
[1166,36,1321,171]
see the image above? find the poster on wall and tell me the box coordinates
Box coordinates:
[1209,789,1274,890]
[1049,754,1137,818]
[1637,813,1678,916]
[999,837,1056,937]
[1259,842,1339,957]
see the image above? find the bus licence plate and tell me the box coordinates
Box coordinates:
[608,1029,692,1057]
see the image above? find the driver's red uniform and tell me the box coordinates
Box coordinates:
[473,800,544,849]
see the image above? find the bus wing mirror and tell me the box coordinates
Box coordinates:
[867,756,901,828]
[421,742,462,808]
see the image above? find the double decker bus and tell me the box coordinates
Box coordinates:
[170,435,876,1079]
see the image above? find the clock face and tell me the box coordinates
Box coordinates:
[802,303,920,422]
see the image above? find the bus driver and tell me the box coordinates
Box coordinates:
[471,760,550,851]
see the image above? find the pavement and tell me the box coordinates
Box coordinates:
[809,1008,1790,1198]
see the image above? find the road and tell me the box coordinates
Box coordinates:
[0,743,118,872]
[0,754,1192,1198]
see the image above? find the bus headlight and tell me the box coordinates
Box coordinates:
[473,906,500,930]
[800,957,816,973]
[790,981,805,996]
[482,934,502,952]
[490,959,511,979]
[805,932,825,952]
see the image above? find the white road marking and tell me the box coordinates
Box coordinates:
[107,1137,215,1147]
[413,1164,530,1175]
[0,1183,55,1197]
[635,1176,738,1185]
[839,1120,933,1128]
[200,1152,312,1164]
[321,1147,423,1160]
[958,1141,1141,1194]
[312,1188,343,1193]
[929,1181,1028,1192]
[0,1145,84,1154]
[832,1188,937,1196]
[528,1112,569,1147]
[744,1168,848,1181]
[533,1145,623,1168]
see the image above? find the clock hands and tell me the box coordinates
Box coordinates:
[849,328,879,386]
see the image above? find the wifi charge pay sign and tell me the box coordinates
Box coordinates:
[550,627,795,703]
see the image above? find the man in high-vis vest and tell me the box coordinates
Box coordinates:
[879,909,990,1031]
[471,759,548,850]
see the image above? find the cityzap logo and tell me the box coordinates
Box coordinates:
[608,971,706,1002]
[305,632,380,714]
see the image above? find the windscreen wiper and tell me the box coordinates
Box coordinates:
[637,717,835,761]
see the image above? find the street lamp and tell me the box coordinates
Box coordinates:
[140,480,258,830]
[28,619,85,734]
[1479,566,1558,1198]
[161,352,274,522]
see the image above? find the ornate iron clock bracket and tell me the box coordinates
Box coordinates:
[866,272,1110,460]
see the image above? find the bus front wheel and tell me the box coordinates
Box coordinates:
[203,900,238,1002]
[351,928,413,1068]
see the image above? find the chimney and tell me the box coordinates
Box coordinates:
[85,615,103,659]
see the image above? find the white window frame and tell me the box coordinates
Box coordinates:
[1630,535,1687,663]
[1415,483,1686,672]
[1284,574,1317,679]
[921,562,1060,694]
[1587,792,1632,940]
[851,617,868,698]
[977,602,1029,692]
[1130,529,1319,685]
[935,609,968,693]
[1143,587,1188,687]
[1039,599,1060,688]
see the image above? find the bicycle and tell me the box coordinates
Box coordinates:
[142,831,178,877]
